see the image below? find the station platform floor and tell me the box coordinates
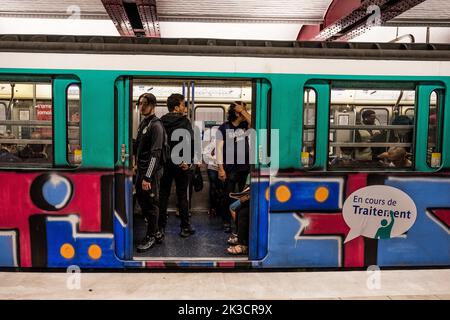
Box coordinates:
[0,268,449,300]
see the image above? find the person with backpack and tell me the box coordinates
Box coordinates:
[134,93,167,252]
[159,93,197,238]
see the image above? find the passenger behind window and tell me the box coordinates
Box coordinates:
[355,109,385,161]
[19,131,47,161]
[389,115,414,143]
[378,147,412,168]
[0,135,21,163]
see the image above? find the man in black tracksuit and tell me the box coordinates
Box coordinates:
[134,93,165,252]
[159,93,196,238]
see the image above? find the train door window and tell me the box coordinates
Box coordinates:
[67,84,81,165]
[302,88,316,167]
[0,81,53,166]
[404,108,415,118]
[194,106,224,124]
[194,106,225,152]
[328,86,415,170]
[427,90,443,168]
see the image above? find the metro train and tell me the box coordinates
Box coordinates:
[0,35,449,269]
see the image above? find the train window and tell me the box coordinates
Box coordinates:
[67,84,81,165]
[404,108,415,118]
[427,90,443,168]
[194,106,224,124]
[0,81,53,166]
[328,88,415,170]
[302,88,316,167]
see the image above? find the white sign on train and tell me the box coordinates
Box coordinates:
[343,185,417,243]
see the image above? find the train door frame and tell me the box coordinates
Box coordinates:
[249,79,271,260]
[114,76,134,260]
[117,76,272,262]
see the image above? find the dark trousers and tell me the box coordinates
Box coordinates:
[135,170,162,237]
[237,202,250,246]
[223,170,249,224]
[207,169,225,213]
[159,163,191,230]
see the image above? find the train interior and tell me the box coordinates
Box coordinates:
[302,84,440,170]
[0,81,81,165]
[131,78,253,259]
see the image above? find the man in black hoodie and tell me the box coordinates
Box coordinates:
[134,93,165,252]
[159,93,196,238]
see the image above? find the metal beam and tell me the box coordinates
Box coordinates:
[297,0,361,40]
[101,0,134,36]
[136,0,160,37]
[314,0,427,41]
[101,0,160,37]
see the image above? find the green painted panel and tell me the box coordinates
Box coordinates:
[1,67,449,172]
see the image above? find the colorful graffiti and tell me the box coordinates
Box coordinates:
[261,173,450,268]
[378,177,450,266]
[0,230,18,267]
[1,169,449,269]
[262,174,365,267]
[45,214,140,268]
[0,172,133,268]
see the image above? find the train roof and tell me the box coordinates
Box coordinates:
[1,35,450,61]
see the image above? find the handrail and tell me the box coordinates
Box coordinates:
[304,124,414,130]
[0,120,79,127]
[0,139,79,145]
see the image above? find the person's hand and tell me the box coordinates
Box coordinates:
[142,180,151,191]
[218,168,226,181]
[179,163,190,171]
[240,194,250,203]
[234,103,244,114]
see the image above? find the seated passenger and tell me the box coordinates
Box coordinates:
[226,184,250,255]
[0,142,22,163]
[389,115,414,143]
[19,131,46,160]
[378,147,412,168]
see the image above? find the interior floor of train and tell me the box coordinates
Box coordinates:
[133,210,238,259]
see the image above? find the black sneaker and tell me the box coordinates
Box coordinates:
[179,226,196,238]
[155,230,165,244]
[136,235,156,252]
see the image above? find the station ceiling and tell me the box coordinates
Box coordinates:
[1,0,449,24]
[0,0,449,40]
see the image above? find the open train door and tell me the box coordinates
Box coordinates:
[249,79,272,260]
[113,77,134,261]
